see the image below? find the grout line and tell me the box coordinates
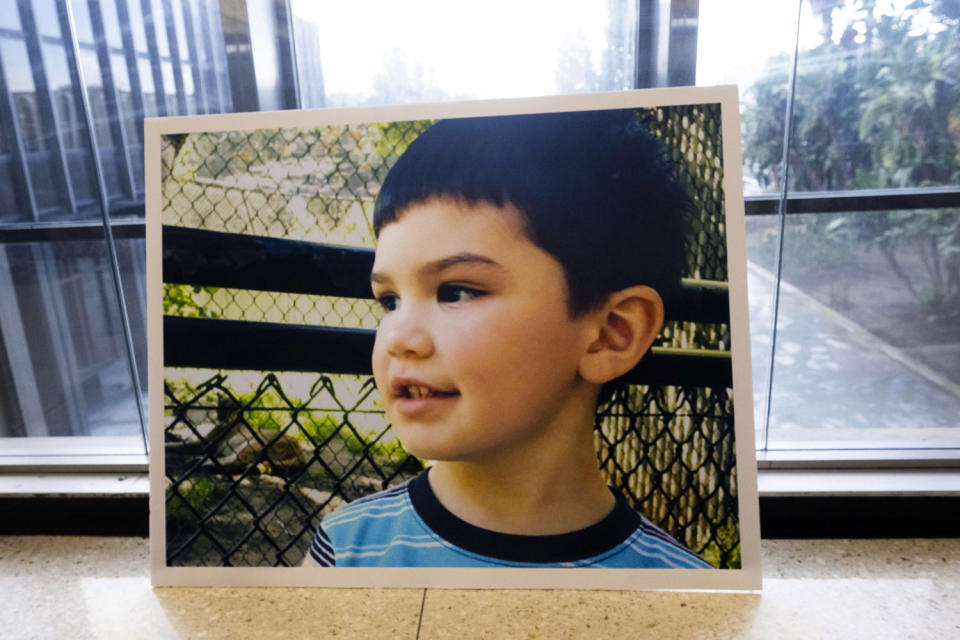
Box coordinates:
[415,588,427,639]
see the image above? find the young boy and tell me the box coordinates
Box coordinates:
[304,109,713,568]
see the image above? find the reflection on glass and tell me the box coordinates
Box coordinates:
[172,0,189,59]
[71,0,95,44]
[181,62,195,109]
[125,0,148,52]
[0,37,42,149]
[0,4,22,31]
[0,0,230,453]
[31,0,61,38]
[698,0,802,196]
[746,0,960,193]
[162,60,176,113]
[100,0,124,48]
[138,57,158,116]
[0,240,142,437]
[744,214,782,446]
[115,236,147,393]
[765,210,960,447]
[289,0,637,107]
[152,0,170,56]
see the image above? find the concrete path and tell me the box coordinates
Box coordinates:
[747,264,960,447]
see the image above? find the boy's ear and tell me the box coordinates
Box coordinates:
[579,286,664,385]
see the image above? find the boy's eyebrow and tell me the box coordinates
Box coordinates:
[370,252,505,284]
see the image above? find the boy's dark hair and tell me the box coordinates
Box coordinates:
[373,109,689,316]
[373,109,690,402]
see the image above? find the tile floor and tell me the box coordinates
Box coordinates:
[1,536,958,639]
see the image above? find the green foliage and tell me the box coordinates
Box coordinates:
[162,284,220,318]
[698,524,741,569]
[167,375,412,471]
[370,119,435,161]
[742,0,960,317]
[166,474,231,524]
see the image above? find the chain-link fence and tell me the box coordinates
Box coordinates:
[162,104,740,569]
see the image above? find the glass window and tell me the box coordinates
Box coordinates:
[696,0,803,438]
[0,159,19,219]
[161,59,176,113]
[289,0,638,106]
[1,0,956,468]
[152,0,170,56]
[40,41,99,208]
[0,240,141,437]
[125,0,148,52]
[180,62,194,112]
[100,0,124,49]
[0,6,23,31]
[737,0,960,450]
[0,37,45,151]
[72,0,96,44]
[31,0,62,38]
[171,0,188,62]
[763,209,960,448]
[0,0,225,454]
[138,56,158,117]
[787,0,957,193]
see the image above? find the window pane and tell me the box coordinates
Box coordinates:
[31,0,62,38]
[100,0,124,49]
[137,55,158,116]
[114,235,147,390]
[1,37,45,151]
[161,59,176,113]
[0,5,23,31]
[72,0,96,44]
[41,41,99,209]
[248,0,282,110]
[698,0,804,197]
[0,0,232,459]
[183,63,197,112]
[0,156,19,220]
[152,0,170,56]
[0,35,67,214]
[749,0,960,193]
[171,0,188,62]
[125,0,148,52]
[289,0,638,107]
[0,240,142,437]
[764,210,960,448]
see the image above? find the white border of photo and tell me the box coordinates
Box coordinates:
[146,86,762,590]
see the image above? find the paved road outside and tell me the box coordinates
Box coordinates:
[747,263,960,447]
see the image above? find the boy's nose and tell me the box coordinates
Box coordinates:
[382,310,434,359]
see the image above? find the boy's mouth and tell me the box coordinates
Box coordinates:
[392,380,459,400]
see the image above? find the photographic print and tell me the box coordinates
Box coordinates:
[147,87,761,589]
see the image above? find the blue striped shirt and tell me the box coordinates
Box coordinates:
[309,473,714,569]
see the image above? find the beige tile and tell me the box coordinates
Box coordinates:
[417,589,762,640]
[3,537,959,639]
[417,539,960,640]
[761,538,960,580]
[0,537,423,640]
[153,585,423,640]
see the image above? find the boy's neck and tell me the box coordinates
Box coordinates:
[426,428,615,536]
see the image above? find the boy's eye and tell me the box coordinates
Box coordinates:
[376,294,398,312]
[437,284,483,304]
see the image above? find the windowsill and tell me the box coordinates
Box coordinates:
[2,468,959,498]
[0,472,149,497]
[0,436,147,472]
